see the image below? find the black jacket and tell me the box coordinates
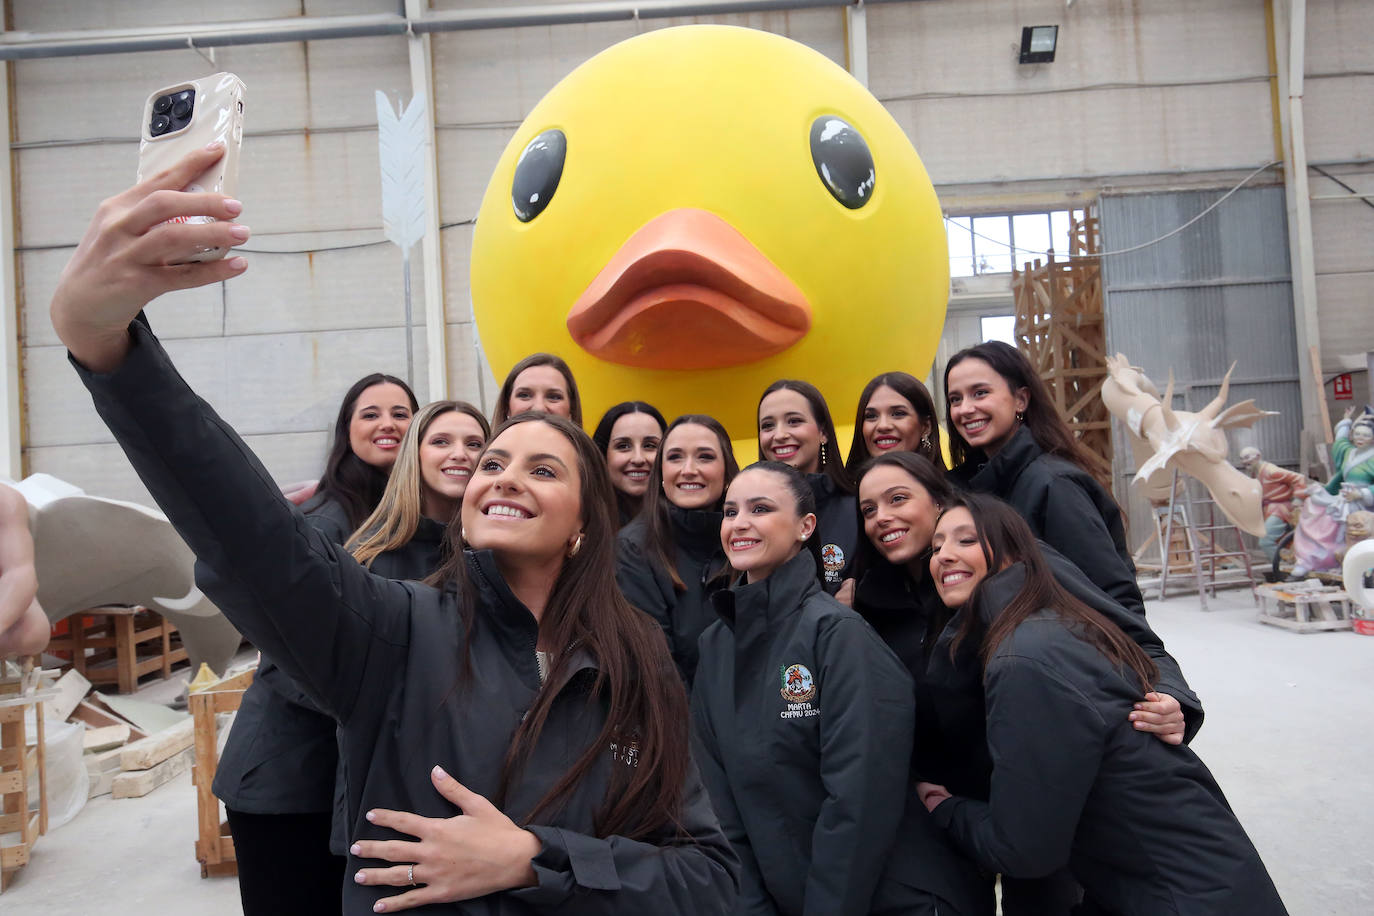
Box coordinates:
[615,507,726,689]
[807,472,858,592]
[211,495,350,814]
[931,565,1287,916]
[77,321,739,915]
[915,543,1203,801]
[691,550,916,916]
[954,426,1145,617]
[330,514,449,854]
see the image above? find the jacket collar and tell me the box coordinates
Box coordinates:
[413,515,447,544]
[970,562,1029,627]
[711,548,822,632]
[668,503,724,555]
[807,471,836,502]
[968,424,1041,493]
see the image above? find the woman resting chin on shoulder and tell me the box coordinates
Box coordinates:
[916,495,1288,916]
[52,144,738,916]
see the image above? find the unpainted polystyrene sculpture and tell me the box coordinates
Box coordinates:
[1102,355,1276,536]
[12,474,243,675]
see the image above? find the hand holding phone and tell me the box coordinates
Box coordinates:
[137,72,245,263]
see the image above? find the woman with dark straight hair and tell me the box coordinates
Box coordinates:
[853,452,1204,915]
[943,341,1145,618]
[845,371,944,476]
[917,495,1287,916]
[213,372,414,915]
[615,414,737,688]
[306,373,419,538]
[51,150,737,915]
[757,379,857,593]
[492,352,583,427]
[592,400,667,527]
[694,460,947,915]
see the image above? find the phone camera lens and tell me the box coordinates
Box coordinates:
[152,95,172,115]
[150,115,172,136]
[171,99,192,119]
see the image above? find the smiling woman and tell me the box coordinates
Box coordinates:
[50,146,737,915]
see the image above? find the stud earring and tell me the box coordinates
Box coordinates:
[568,534,584,558]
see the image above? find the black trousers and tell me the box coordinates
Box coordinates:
[226,808,347,916]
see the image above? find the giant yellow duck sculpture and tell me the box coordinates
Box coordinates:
[471,25,948,438]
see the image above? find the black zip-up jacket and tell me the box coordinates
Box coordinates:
[211,494,351,815]
[807,472,858,591]
[329,514,449,854]
[76,320,739,915]
[915,543,1203,800]
[931,565,1287,915]
[952,426,1145,616]
[615,506,726,689]
[691,550,916,916]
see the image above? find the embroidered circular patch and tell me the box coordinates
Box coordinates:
[821,543,845,572]
[780,663,817,702]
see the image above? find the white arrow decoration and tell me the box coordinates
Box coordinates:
[376,90,429,383]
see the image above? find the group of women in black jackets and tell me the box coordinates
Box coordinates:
[51,145,1286,914]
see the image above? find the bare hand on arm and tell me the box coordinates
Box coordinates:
[352,765,540,912]
[915,781,951,813]
[1129,691,1185,745]
[50,143,250,372]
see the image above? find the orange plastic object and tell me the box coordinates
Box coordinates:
[566,209,811,369]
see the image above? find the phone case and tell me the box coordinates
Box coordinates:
[137,72,246,262]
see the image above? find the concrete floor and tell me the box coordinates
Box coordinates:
[2,589,1371,914]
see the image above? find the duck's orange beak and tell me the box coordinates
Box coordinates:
[566,208,811,370]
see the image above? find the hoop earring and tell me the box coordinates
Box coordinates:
[568,534,583,558]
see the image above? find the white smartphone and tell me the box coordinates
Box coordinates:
[136,72,246,263]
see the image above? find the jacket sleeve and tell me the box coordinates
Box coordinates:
[1033,474,1146,617]
[72,320,413,725]
[804,616,915,916]
[932,652,1105,878]
[1041,544,1204,742]
[688,679,780,916]
[506,752,741,915]
[615,535,676,658]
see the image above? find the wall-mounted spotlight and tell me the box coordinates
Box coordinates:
[1019,25,1058,64]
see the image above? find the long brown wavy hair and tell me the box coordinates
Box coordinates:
[640,415,739,592]
[845,371,945,474]
[429,412,687,839]
[940,493,1157,691]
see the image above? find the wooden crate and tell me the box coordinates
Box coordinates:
[1255,583,1354,633]
[47,606,188,694]
[0,663,49,893]
[189,666,255,878]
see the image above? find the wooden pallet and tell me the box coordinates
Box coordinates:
[1255,583,1354,632]
[47,606,188,694]
[189,666,255,878]
[0,663,49,893]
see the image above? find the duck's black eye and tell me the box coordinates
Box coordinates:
[810,116,875,209]
[511,129,566,222]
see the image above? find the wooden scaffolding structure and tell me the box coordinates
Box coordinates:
[1011,210,1113,491]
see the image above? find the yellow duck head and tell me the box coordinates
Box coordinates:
[471,25,947,439]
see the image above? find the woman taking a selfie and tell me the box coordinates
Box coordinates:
[54,147,737,916]
[615,414,737,689]
[756,380,857,593]
[692,460,947,915]
[592,401,667,528]
[917,495,1287,915]
[214,370,417,915]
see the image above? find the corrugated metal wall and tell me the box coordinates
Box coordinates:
[1100,186,1301,548]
